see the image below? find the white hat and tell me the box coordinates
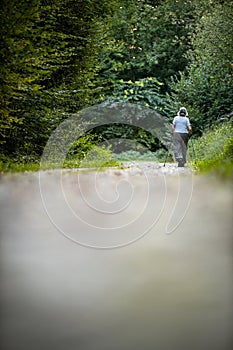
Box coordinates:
[179,107,188,116]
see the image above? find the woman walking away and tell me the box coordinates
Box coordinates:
[172,107,192,167]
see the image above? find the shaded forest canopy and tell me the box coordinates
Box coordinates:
[0,0,232,161]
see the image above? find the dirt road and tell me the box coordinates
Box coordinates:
[0,164,232,350]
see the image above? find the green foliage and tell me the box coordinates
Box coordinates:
[167,1,233,132]
[0,0,40,144]
[64,145,119,169]
[0,154,40,173]
[0,0,115,155]
[63,132,119,169]
[79,145,119,169]
[91,122,164,154]
[0,141,119,172]
[193,120,233,178]
[98,0,159,84]
[67,133,102,161]
[97,0,198,89]
[147,0,200,85]
[91,77,169,153]
[113,77,166,113]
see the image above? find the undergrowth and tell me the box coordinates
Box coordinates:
[193,120,233,178]
[0,145,120,173]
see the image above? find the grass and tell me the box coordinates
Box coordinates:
[0,158,40,173]
[192,120,233,179]
[0,145,120,173]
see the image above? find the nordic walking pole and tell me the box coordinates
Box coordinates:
[163,138,173,167]
[163,152,168,167]
[190,136,196,164]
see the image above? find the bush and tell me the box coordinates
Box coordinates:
[0,154,40,173]
[73,145,120,169]
[0,141,120,172]
[193,120,233,178]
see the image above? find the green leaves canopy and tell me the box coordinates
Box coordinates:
[167,1,233,132]
[0,0,114,155]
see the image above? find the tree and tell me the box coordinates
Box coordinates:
[97,0,199,90]
[0,0,116,157]
[0,0,41,147]
[167,1,233,133]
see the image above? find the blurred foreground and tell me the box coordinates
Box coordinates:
[0,167,232,350]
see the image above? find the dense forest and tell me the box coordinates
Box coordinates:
[0,0,232,171]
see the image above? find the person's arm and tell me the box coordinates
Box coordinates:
[187,118,192,135]
[172,117,176,133]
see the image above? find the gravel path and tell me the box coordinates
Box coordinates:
[0,167,232,350]
[121,161,194,175]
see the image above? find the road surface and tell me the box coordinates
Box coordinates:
[0,163,232,350]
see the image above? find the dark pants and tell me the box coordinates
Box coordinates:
[173,133,189,165]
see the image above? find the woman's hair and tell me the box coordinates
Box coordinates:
[178,107,188,116]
